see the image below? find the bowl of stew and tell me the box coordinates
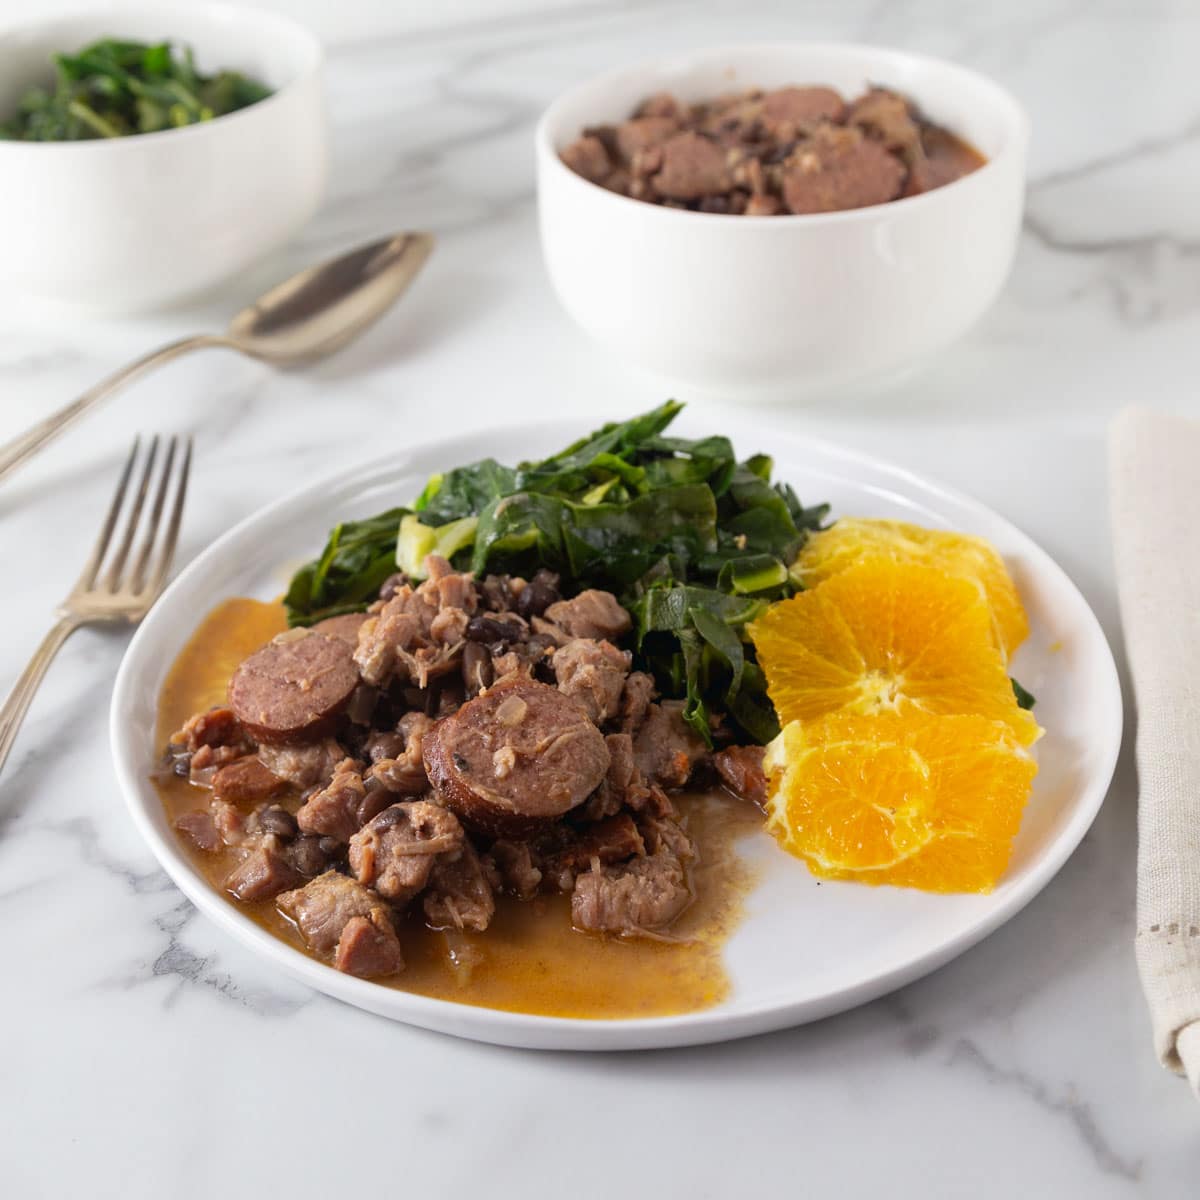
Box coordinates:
[0,3,327,311]
[536,43,1028,399]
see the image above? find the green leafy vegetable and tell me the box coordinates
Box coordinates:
[284,508,409,626]
[1012,678,1037,710]
[0,38,271,142]
[284,402,830,744]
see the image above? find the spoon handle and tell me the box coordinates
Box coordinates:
[0,333,230,486]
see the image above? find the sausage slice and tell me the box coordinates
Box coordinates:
[228,630,360,744]
[424,677,610,837]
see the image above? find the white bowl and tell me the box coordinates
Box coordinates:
[0,3,327,311]
[536,44,1029,398]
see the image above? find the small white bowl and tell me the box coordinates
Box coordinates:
[536,44,1028,398]
[0,4,327,311]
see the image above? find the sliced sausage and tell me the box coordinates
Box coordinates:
[312,612,369,647]
[423,677,610,837]
[228,631,360,744]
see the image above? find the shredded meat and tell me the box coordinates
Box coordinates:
[552,638,632,725]
[488,840,543,900]
[296,758,386,844]
[423,842,495,932]
[256,738,344,790]
[571,852,692,936]
[353,555,476,689]
[348,801,465,903]
[278,871,386,955]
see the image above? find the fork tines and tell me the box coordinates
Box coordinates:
[76,434,192,601]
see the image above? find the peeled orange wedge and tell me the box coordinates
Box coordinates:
[750,559,1041,747]
[763,711,1037,892]
[793,518,1029,660]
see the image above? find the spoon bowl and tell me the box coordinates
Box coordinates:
[0,230,436,485]
[228,233,435,365]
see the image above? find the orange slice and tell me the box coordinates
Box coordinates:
[750,559,1041,746]
[764,711,1037,892]
[794,518,1029,660]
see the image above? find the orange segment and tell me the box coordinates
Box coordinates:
[794,518,1029,659]
[764,711,1037,892]
[750,560,1041,746]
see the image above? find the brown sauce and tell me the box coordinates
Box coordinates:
[154,597,763,1019]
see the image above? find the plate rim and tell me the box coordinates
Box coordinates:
[109,414,1123,1050]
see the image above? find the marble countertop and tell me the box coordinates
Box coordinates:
[3,1,1199,1194]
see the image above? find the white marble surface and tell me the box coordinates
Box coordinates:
[2,1,1199,1194]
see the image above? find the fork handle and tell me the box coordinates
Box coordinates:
[0,617,81,778]
[0,334,228,486]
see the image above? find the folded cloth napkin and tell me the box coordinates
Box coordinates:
[1111,407,1200,1093]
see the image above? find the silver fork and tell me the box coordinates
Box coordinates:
[0,435,192,777]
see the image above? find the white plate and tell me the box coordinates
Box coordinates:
[110,415,1122,1051]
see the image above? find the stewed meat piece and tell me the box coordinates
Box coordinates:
[560,133,612,183]
[334,910,405,978]
[781,124,905,215]
[488,840,543,900]
[633,702,708,789]
[256,738,345,790]
[278,871,387,955]
[571,851,692,936]
[348,801,465,903]
[228,630,360,743]
[542,589,632,642]
[619,671,656,734]
[423,841,495,932]
[224,846,304,902]
[171,707,249,754]
[296,758,389,844]
[175,809,221,852]
[848,87,922,158]
[712,744,768,806]
[552,638,632,725]
[353,555,477,689]
[760,85,846,134]
[652,131,732,200]
[211,756,285,805]
[424,677,611,837]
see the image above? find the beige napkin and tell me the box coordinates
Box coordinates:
[1111,407,1200,1093]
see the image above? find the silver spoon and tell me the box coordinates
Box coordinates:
[0,231,435,485]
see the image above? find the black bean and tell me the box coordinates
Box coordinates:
[466,614,525,644]
[290,835,329,876]
[515,570,560,619]
[366,732,405,763]
[373,806,408,830]
[699,195,730,213]
[318,836,342,857]
[258,806,298,838]
[462,641,494,697]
